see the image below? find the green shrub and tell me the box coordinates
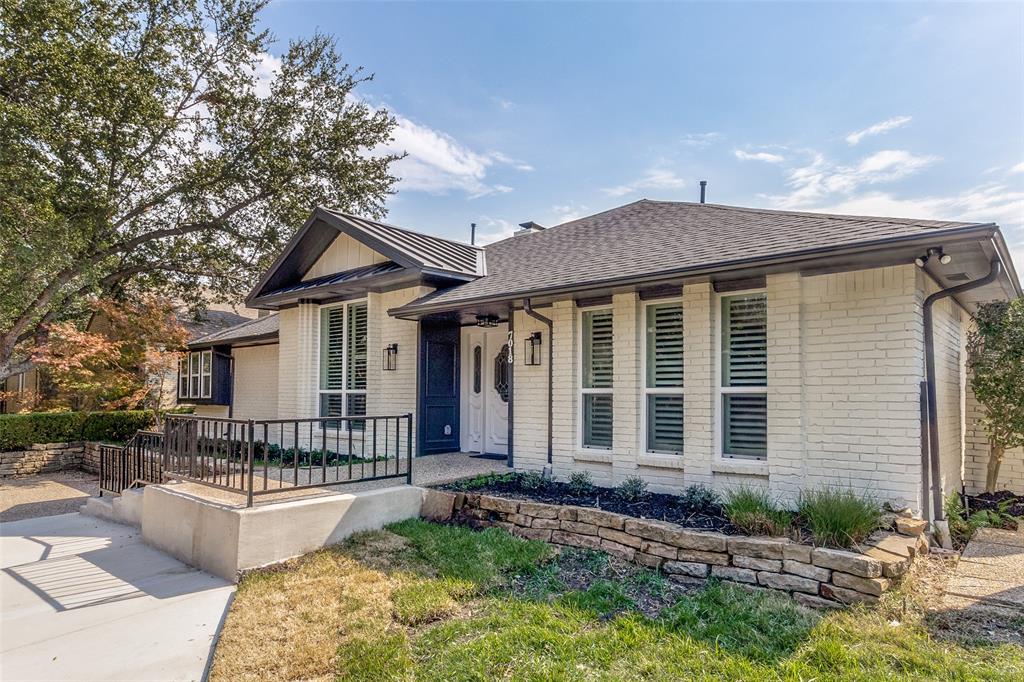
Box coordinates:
[81,410,155,443]
[567,471,595,496]
[615,476,649,503]
[681,484,720,510]
[722,487,793,536]
[797,486,881,548]
[945,492,1018,546]
[518,470,548,491]
[0,410,154,450]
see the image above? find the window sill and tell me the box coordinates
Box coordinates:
[637,454,684,470]
[711,458,769,476]
[574,450,613,464]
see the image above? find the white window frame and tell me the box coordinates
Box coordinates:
[642,298,685,455]
[577,304,614,451]
[714,288,768,460]
[178,350,213,400]
[317,299,368,426]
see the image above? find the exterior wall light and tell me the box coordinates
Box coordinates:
[525,331,542,366]
[382,343,398,371]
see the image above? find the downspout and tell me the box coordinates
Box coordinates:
[923,259,1001,522]
[524,299,554,464]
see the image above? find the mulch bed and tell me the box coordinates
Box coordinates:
[965,490,1024,517]
[439,476,740,534]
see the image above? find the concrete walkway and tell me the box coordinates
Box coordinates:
[942,527,1024,615]
[1,513,234,681]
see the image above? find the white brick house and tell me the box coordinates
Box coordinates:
[178,201,1022,520]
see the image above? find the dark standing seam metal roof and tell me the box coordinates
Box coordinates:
[190,313,280,347]
[394,199,986,312]
[260,261,404,298]
[324,209,482,276]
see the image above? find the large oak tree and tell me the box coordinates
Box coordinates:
[0,0,400,380]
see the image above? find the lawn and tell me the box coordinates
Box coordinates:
[210,519,1023,681]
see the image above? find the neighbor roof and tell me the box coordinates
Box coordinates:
[393,199,996,314]
[189,313,279,348]
[179,310,254,342]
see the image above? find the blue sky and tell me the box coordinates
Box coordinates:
[264,1,1024,265]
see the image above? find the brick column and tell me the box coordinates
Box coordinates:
[550,299,578,480]
[682,282,714,487]
[612,292,640,484]
[766,272,805,501]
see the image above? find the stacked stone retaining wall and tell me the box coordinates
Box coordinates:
[422,490,928,608]
[1,441,107,477]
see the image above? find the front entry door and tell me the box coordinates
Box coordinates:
[462,325,510,455]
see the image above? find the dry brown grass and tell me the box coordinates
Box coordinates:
[208,531,412,681]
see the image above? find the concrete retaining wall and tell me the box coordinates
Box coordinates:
[426,490,928,608]
[141,483,424,582]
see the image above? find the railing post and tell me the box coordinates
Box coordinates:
[246,419,255,508]
[406,413,413,485]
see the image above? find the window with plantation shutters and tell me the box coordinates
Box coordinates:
[645,302,684,454]
[319,301,368,428]
[581,308,613,449]
[719,293,768,459]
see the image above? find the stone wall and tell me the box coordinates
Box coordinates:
[1,441,108,477]
[424,490,927,608]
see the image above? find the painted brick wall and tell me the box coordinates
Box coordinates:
[276,304,318,421]
[231,344,279,421]
[511,308,550,473]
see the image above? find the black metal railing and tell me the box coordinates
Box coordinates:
[98,429,164,496]
[162,413,413,506]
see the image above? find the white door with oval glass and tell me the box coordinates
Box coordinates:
[461,325,510,456]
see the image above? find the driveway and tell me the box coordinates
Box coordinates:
[1,513,235,681]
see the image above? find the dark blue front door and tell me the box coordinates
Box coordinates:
[418,320,460,454]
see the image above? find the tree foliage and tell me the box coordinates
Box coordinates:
[967,298,1024,492]
[31,297,189,410]
[0,0,400,379]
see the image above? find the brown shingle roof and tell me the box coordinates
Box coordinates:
[190,313,279,347]
[396,200,986,312]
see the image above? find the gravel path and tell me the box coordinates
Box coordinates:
[0,472,99,522]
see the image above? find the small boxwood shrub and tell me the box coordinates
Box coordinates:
[0,410,155,451]
[722,486,793,536]
[567,470,595,496]
[797,486,882,548]
[615,476,649,503]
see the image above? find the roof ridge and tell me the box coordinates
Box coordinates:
[324,207,483,252]
[192,312,278,344]
[641,199,982,227]
[482,199,651,249]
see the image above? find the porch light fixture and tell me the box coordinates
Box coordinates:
[382,343,398,371]
[915,247,952,268]
[475,314,500,328]
[525,331,542,366]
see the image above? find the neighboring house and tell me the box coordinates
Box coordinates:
[178,200,1022,518]
[1,307,253,413]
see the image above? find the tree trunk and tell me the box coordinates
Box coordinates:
[985,439,1004,494]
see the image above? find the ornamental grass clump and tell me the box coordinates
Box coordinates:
[797,486,882,548]
[722,487,793,536]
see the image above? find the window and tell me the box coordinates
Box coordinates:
[718,293,768,459]
[645,302,684,454]
[472,345,482,394]
[319,301,368,427]
[178,350,213,399]
[581,308,613,449]
[494,344,510,403]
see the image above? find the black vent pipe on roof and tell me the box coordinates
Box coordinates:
[922,258,1001,523]
[699,180,707,204]
[470,222,476,246]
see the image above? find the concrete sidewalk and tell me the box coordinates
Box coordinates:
[942,527,1024,615]
[1,513,235,681]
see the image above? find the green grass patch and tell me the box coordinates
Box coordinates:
[211,520,1024,682]
[798,486,883,547]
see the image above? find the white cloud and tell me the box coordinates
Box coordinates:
[474,216,518,245]
[381,115,531,198]
[845,115,913,145]
[680,132,722,147]
[548,202,589,225]
[1009,162,1024,174]
[491,97,515,111]
[768,149,940,208]
[734,149,785,163]
[603,166,688,198]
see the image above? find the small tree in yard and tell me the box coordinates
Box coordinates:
[0,0,400,381]
[967,299,1024,493]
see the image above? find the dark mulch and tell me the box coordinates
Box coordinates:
[439,476,740,534]
[966,490,1024,517]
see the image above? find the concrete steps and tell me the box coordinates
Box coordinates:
[81,488,144,527]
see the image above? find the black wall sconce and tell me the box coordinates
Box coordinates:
[525,331,542,366]
[382,343,398,371]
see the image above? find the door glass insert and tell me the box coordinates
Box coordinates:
[494,344,510,403]
[473,345,482,394]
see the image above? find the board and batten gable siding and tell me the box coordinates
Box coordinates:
[513,264,932,511]
[301,233,387,281]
